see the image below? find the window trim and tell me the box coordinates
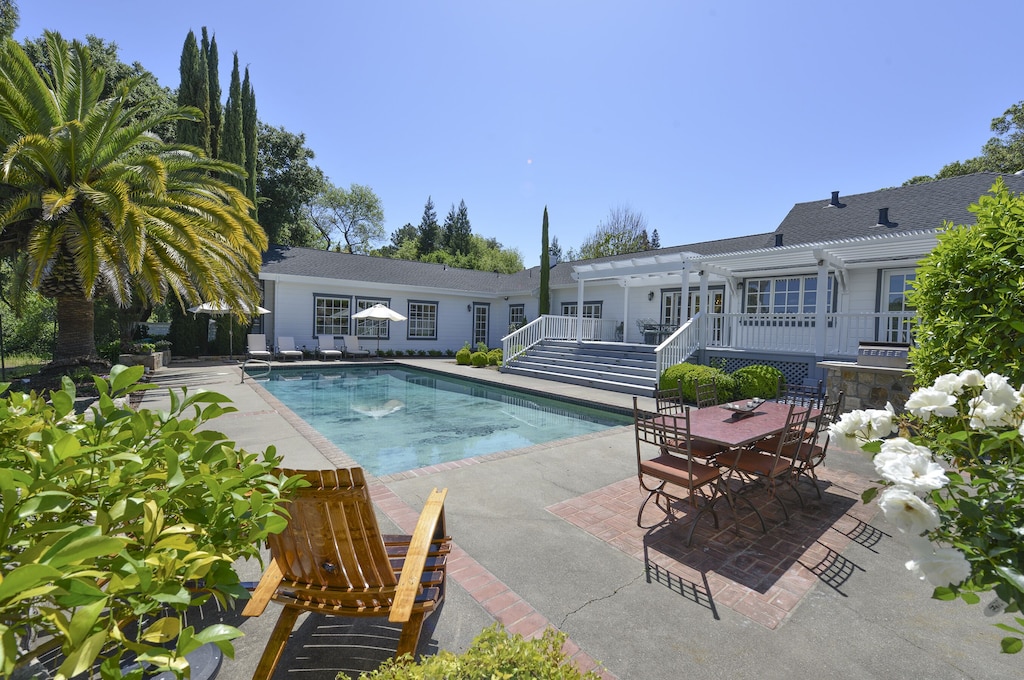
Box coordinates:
[354,297,392,339]
[313,294,351,336]
[406,300,438,340]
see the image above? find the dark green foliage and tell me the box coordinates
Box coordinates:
[202,28,222,157]
[908,178,1024,386]
[733,364,783,399]
[242,66,258,213]
[659,363,736,402]
[358,624,603,679]
[441,200,472,256]
[0,291,55,359]
[0,1,18,41]
[418,197,440,253]
[168,304,207,358]
[255,123,326,245]
[220,53,245,190]
[539,206,550,315]
[175,30,210,152]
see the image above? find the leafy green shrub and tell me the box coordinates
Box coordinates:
[659,363,736,402]
[154,339,172,350]
[476,342,489,353]
[487,348,502,366]
[417,350,427,357]
[404,349,416,356]
[0,365,303,678]
[470,351,489,367]
[909,178,1024,386]
[445,349,455,357]
[455,347,472,365]
[428,350,442,357]
[129,341,157,354]
[358,624,603,679]
[732,364,783,399]
[99,339,122,364]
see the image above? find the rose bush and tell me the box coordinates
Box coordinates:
[830,369,1024,653]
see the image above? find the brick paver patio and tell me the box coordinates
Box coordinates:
[547,466,884,630]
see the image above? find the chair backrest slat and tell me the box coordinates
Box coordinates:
[269,468,397,589]
[694,378,719,408]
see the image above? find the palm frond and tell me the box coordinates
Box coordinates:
[40,186,77,221]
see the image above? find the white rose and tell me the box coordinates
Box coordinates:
[905,547,972,587]
[904,387,958,422]
[873,438,948,492]
[968,395,1014,430]
[982,373,1017,410]
[933,373,966,396]
[957,369,985,388]
[878,487,941,535]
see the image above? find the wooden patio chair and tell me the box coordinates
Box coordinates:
[715,403,811,522]
[633,397,736,545]
[693,378,719,408]
[242,468,450,680]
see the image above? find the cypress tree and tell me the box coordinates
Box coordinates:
[540,207,550,315]
[417,196,440,254]
[452,199,472,255]
[242,66,258,215]
[202,28,222,158]
[220,52,246,191]
[175,30,209,150]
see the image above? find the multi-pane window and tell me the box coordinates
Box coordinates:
[315,296,349,335]
[560,302,602,318]
[355,298,390,338]
[407,301,438,339]
[743,277,834,314]
[884,269,916,343]
[508,304,525,330]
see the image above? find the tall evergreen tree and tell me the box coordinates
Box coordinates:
[540,206,550,315]
[220,52,245,191]
[451,199,472,255]
[242,66,258,215]
[202,28,222,158]
[441,203,457,253]
[175,30,209,151]
[651,229,660,249]
[0,0,19,41]
[417,196,440,253]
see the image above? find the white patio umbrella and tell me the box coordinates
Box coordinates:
[351,303,407,355]
[187,301,271,361]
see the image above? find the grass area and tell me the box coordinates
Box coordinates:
[1,354,47,380]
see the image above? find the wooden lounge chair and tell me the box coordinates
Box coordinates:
[316,334,343,360]
[341,334,371,358]
[246,333,272,361]
[275,336,303,361]
[242,468,450,680]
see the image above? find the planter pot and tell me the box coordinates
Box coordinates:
[118,352,163,371]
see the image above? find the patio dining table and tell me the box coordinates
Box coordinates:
[680,400,815,450]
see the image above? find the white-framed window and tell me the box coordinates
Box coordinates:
[407,301,438,339]
[743,276,834,314]
[508,304,526,331]
[560,301,602,318]
[355,297,390,338]
[315,296,350,335]
[883,269,916,342]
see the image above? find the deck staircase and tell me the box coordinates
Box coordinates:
[500,340,658,396]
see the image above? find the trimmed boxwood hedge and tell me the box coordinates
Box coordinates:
[732,364,783,399]
[658,363,736,402]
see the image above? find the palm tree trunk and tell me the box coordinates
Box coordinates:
[53,295,98,362]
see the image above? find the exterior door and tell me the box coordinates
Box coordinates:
[661,290,683,327]
[688,288,725,345]
[882,270,915,343]
[472,303,489,347]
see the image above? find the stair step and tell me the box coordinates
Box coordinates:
[501,366,655,397]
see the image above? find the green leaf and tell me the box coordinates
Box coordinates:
[67,598,106,647]
[41,529,126,568]
[54,629,106,680]
[141,616,181,644]
[932,586,957,601]
[0,564,63,601]
[960,591,980,605]
[1000,636,1022,654]
[110,364,146,396]
[996,566,1024,594]
[861,486,879,504]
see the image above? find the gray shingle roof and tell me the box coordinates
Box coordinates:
[261,173,1024,295]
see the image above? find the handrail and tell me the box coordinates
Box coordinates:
[241,358,272,383]
[502,316,546,365]
[654,311,703,380]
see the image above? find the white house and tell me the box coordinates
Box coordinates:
[257,172,1024,392]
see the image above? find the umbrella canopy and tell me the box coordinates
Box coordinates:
[351,304,406,354]
[351,303,407,322]
[187,301,271,361]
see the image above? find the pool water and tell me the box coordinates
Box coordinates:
[258,365,631,476]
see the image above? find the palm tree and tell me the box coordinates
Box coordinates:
[0,32,267,363]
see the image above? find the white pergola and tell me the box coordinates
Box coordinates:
[568,229,939,352]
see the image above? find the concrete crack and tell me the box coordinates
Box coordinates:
[558,571,645,628]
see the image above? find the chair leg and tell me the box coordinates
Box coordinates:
[252,605,301,680]
[395,610,426,659]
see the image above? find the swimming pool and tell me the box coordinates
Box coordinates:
[258,365,631,476]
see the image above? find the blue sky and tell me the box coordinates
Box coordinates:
[15,1,1024,265]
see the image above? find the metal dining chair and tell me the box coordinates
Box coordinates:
[693,378,720,408]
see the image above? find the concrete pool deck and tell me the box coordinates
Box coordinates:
[141,358,1019,680]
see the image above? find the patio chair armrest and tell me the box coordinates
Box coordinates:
[389,488,448,623]
[241,558,283,617]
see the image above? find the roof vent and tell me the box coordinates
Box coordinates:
[774,233,784,247]
[874,207,897,228]
[825,190,845,208]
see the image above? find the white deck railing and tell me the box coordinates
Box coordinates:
[655,312,703,380]
[704,312,916,355]
[503,315,623,364]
